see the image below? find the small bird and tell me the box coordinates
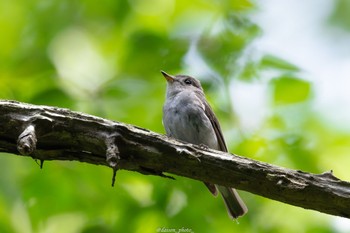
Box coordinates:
[161,71,247,219]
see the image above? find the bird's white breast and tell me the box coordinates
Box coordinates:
[163,90,219,149]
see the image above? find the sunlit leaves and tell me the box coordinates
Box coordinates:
[197,13,260,80]
[198,29,243,78]
[260,55,300,72]
[240,61,259,81]
[270,76,311,105]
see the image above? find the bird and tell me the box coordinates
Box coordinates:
[161,70,247,219]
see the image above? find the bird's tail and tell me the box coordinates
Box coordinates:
[217,185,248,219]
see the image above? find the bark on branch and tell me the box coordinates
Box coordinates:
[0,100,349,218]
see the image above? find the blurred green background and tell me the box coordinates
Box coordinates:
[1,0,350,232]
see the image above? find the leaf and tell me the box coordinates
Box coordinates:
[240,61,258,81]
[197,14,260,80]
[270,76,311,105]
[260,55,300,71]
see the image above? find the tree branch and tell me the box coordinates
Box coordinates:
[0,100,349,218]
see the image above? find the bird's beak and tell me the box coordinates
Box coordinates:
[161,70,174,83]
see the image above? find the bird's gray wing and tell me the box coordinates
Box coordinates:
[202,101,228,152]
[200,99,228,196]
[203,99,248,218]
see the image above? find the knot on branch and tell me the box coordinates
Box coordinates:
[105,137,121,187]
[17,125,37,155]
[267,173,307,190]
[106,139,120,169]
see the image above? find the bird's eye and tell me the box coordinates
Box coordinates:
[184,79,192,85]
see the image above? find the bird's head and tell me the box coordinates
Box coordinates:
[161,71,204,98]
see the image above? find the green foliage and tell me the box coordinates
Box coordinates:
[270,76,311,105]
[329,0,350,31]
[0,1,349,233]
[198,13,260,80]
[260,55,300,72]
